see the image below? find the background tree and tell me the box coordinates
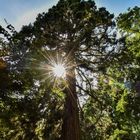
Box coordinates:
[81,6,140,140]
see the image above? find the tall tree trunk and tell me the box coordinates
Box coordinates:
[61,66,80,140]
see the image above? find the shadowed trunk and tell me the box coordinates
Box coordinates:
[61,66,80,140]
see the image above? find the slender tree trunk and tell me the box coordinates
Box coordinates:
[61,66,80,140]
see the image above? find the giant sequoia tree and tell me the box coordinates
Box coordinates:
[32,0,117,139]
[0,0,119,139]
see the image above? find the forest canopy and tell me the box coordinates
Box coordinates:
[0,0,140,140]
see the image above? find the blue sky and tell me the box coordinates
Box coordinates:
[96,0,140,16]
[0,0,139,31]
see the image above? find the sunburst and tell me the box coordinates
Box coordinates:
[52,64,66,78]
[26,48,77,91]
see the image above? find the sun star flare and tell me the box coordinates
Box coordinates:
[52,64,66,78]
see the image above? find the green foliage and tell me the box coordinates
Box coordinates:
[116,90,128,113]
[109,129,129,140]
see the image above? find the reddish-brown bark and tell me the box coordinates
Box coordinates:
[61,67,80,140]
